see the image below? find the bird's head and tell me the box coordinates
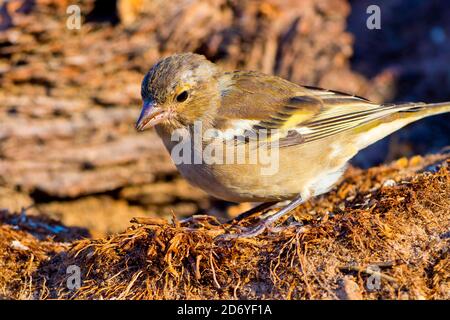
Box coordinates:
[136,53,221,131]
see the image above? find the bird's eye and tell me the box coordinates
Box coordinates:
[176,91,189,102]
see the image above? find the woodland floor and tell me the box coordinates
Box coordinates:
[1,153,449,299]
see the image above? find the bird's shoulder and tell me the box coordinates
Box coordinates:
[216,71,317,130]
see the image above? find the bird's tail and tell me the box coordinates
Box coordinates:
[395,101,450,119]
[355,101,450,151]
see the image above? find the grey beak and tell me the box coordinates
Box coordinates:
[135,100,169,131]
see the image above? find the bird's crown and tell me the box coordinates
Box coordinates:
[141,53,218,104]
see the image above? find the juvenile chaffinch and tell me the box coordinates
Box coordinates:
[136,53,450,239]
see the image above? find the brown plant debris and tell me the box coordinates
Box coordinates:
[0,153,449,299]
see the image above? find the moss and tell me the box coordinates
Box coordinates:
[0,153,448,299]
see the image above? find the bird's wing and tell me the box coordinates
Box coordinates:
[217,72,399,147]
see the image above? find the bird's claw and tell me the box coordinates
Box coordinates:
[215,222,267,240]
[215,220,306,241]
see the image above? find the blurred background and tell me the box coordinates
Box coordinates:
[0,0,449,237]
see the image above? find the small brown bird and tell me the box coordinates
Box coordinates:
[136,53,450,239]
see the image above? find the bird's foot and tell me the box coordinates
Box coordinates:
[216,194,305,241]
[216,221,305,240]
[216,221,269,240]
[268,221,304,233]
[227,201,277,223]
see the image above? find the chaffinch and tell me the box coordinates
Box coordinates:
[136,53,450,239]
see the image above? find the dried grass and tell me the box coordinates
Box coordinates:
[0,154,449,299]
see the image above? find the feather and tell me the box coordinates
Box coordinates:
[218,76,412,147]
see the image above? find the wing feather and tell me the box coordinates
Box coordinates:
[218,75,400,147]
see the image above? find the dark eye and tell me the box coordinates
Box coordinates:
[176,91,189,102]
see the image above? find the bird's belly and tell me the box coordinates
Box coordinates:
[175,162,299,202]
[175,160,346,203]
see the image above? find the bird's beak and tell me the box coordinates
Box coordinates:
[135,100,169,131]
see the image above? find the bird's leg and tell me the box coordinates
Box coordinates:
[227,201,278,224]
[218,194,304,239]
